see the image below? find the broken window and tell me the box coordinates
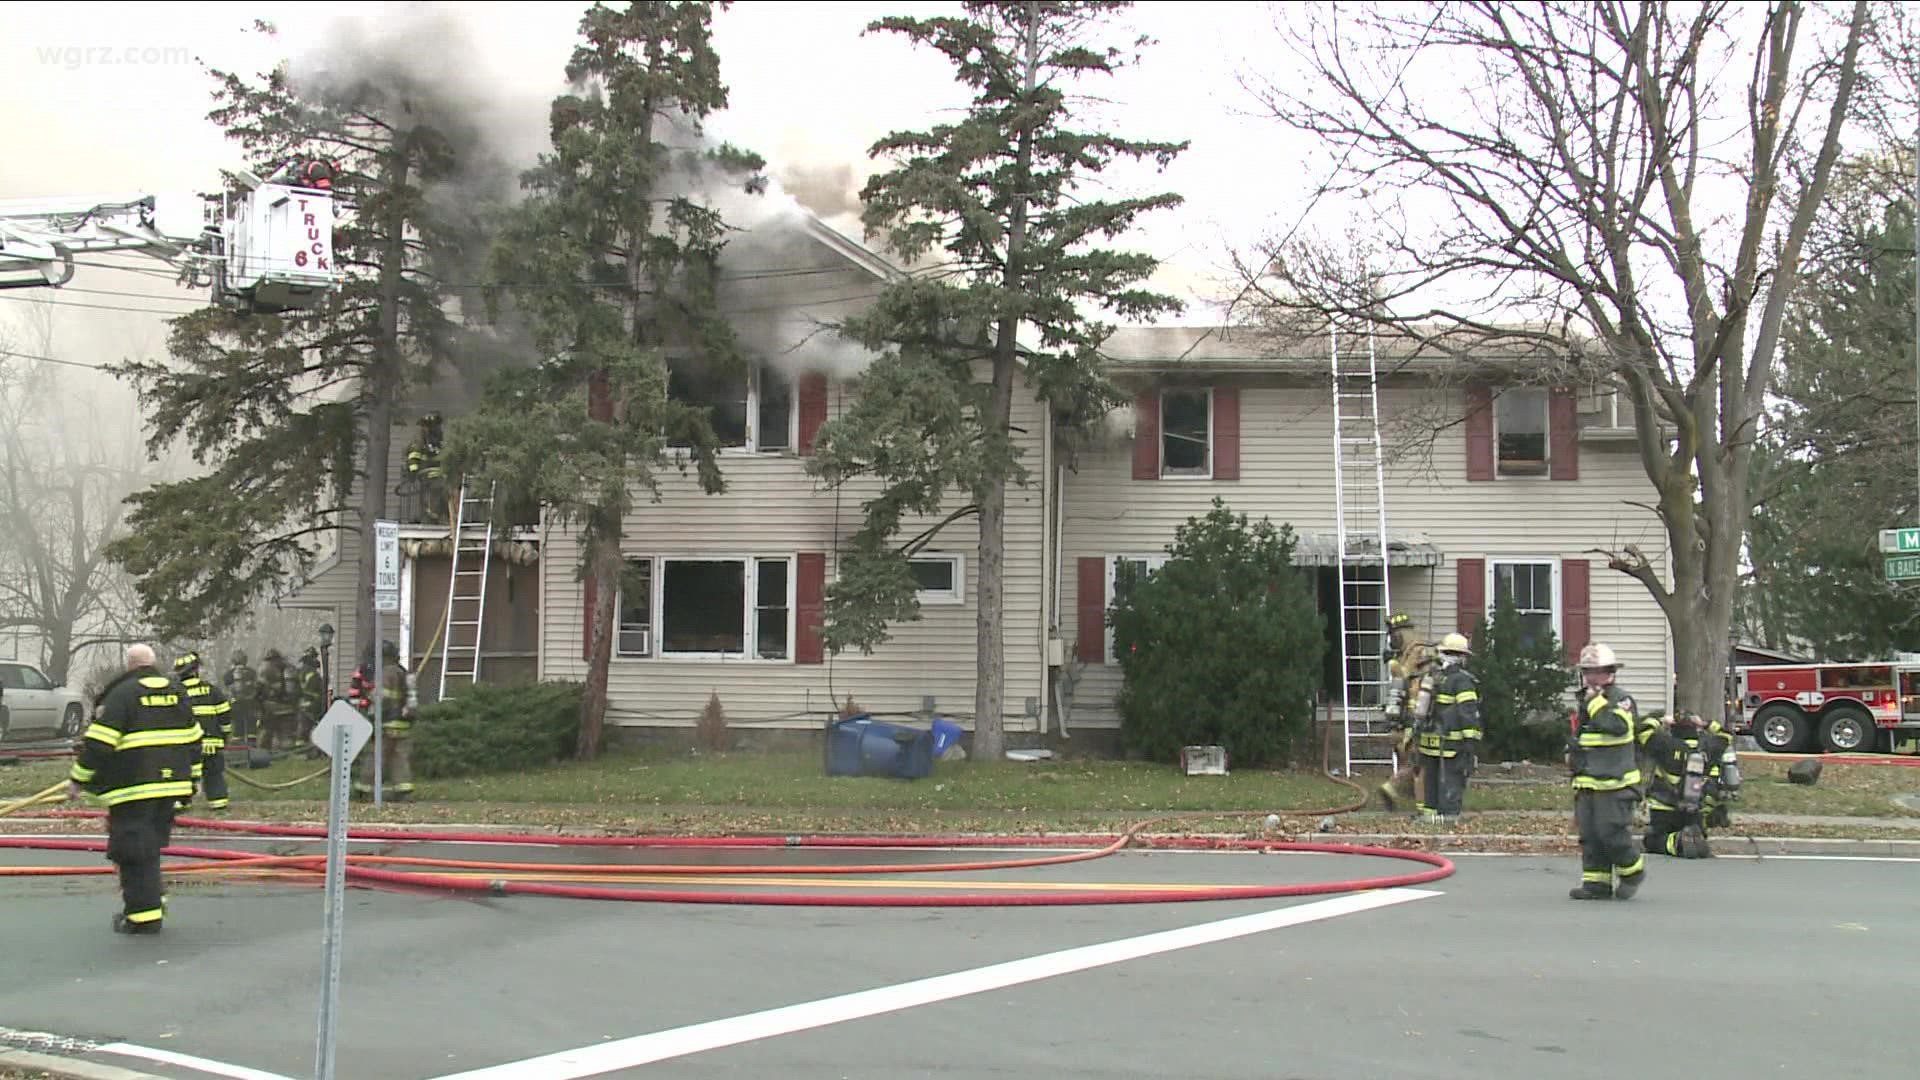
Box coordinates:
[1160,389,1211,476]
[667,358,793,452]
[1495,389,1549,476]
[645,557,793,659]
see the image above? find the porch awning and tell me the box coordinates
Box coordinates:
[1290,533,1443,568]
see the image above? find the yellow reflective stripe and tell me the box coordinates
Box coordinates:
[1572,770,1641,791]
[1649,798,1675,811]
[69,764,96,783]
[201,739,224,754]
[99,781,195,806]
[138,694,181,708]
[1454,690,1479,702]
[137,676,171,690]
[1447,729,1483,740]
[1587,694,1608,717]
[1578,732,1632,747]
[1582,870,1612,884]
[1618,856,1645,876]
[117,727,204,750]
[1435,693,1458,704]
[124,908,164,924]
[85,725,123,748]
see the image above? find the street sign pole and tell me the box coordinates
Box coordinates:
[373,607,383,810]
[372,520,400,810]
[310,699,370,1080]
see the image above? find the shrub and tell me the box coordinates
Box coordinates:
[1109,499,1326,768]
[697,691,731,752]
[410,680,585,779]
[1467,593,1576,762]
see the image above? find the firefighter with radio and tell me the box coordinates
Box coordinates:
[1377,613,1436,811]
[1642,709,1741,858]
[1567,642,1656,900]
[349,640,416,802]
[1414,632,1482,822]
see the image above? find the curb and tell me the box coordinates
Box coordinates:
[0,1048,161,1080]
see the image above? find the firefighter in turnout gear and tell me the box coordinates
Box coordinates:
[224,649,258,744]
[350,640,415,801]
[171,651,232,813]
[256,649,298,750]
[66,645,202,934]
[296,647,325,748]
[406,412,446,524]
[1567,642,1657,900]
[1642,710,1741,858]
[1414,633,1482,822]
[1377,613,1435,811]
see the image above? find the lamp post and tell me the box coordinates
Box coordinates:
[317,623,335,706]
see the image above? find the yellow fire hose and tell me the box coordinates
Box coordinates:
[0,781,69,819]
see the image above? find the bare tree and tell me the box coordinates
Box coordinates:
[1238,1,1875,716]
[0,303,170,684]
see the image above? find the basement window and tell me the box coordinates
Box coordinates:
[1495,389,1550,477]
[910,555,964,605]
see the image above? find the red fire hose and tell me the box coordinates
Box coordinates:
[0,811,1454,908]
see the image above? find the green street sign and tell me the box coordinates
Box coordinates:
[1888,556,1920,581]
[1881,528,1920,553]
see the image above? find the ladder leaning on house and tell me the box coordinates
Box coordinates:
[1329,319,1398,778]
[438,479,498,701]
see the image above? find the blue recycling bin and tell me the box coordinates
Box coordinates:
[826,715,936,780]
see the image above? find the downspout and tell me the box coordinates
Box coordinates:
[1039,401,1055,736]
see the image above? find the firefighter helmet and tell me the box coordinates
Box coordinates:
[174,651,202,675]
[1387,613,1415,630]
[1577,642,1622,670]
[1437,632,1471,656]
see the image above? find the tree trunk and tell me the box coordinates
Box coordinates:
[46,618,72,687]
[356,141,411,679]
[578,525,621,761]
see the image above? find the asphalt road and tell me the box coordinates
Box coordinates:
[1,832,1916,1080]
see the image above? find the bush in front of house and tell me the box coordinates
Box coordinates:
[1467,593,1576,763]
[1109,499,1327,768]
[410,680,585,779]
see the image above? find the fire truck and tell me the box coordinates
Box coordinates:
[1732,659,1920,755]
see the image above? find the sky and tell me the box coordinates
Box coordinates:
[0,0,1330,396]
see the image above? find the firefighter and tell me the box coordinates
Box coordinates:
[1642,710,1742,858]
[296,646,325,746]
[1377,613,1435,811]
[224,649,258,744]
[1567,642,1656,900]
[350,640,416,802]
[66,645,202,935]
[1414,632,1482,822]
[406,413,446,523]
[256,649,298,751]
[172,650,233,813]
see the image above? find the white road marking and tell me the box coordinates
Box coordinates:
[91,1043,299,1080]
[430,887,1441,1080]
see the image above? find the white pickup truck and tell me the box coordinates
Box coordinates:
[0,660,88,742]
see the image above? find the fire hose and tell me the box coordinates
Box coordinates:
[0,809,1452,907]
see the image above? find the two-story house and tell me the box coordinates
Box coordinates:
[287,212,1674,743]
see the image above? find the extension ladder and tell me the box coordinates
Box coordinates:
[438,479,497,701]
[1329,319,1397,777]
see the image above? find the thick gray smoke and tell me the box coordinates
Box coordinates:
[283,3,887,392]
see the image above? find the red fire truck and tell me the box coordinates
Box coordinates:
[1733,660,1920,755]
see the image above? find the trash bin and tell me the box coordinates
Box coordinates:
[825,715,936,780]
[930,717,963,758]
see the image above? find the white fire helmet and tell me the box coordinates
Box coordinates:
[1578,642,1622,670]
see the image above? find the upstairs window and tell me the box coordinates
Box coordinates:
[1495,389,1549,477]
[1160,389,1211,478]
[667,360,793,452]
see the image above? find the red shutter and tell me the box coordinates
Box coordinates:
[581,572,596,662]
[1549,388,1579,480]
[1465,386,1493,481]
[1455,557,1486,638]
[1132,390,1160,480]
[1077,557,1107,663]
[797,373,829,455]
[1212,387,1240,481]
[588,369,613,423]
[1562,558,1591,664]
[796,552,827,664]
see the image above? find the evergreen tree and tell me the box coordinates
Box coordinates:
[442,0,765,759]
[807,1,1187,760]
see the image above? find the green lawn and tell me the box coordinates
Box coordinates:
[3,748,1915,836]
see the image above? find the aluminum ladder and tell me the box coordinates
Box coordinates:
[1329,320,1397,777]
[438,479,497,701]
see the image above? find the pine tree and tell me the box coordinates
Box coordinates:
[442,0,765,759]
[807,1,1186,761]
[106,21,477,643]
